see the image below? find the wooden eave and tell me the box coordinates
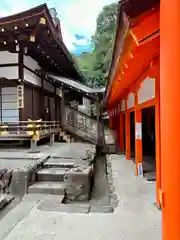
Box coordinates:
[37,70,104,101]
[0,4,85,82]
[105,0,160,107]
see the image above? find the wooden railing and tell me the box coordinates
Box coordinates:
[0,121,61,140]
[0,107,117,154]
[64,106,99,144]
[63,105,115,148]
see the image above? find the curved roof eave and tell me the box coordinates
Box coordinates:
[104,0,160,106]
[0,4,85,83]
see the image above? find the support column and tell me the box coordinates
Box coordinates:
[161,1,180,239]
[60,88,65,128]
[125,99,131,160]
[96,101,101,145]
[119,112,125,152]
[134,93,143,176]
[40,77,45,120]
[155,70,161,208]
[18,45,25,121]
[54,86,57,121]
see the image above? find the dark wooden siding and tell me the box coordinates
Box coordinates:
[32,88,41,120]
[24,84,33,120]
[23,82,61,122]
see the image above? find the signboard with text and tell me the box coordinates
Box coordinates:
[17,85,24,108]
[135,122,142,140]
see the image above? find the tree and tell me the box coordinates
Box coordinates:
[73,2,117,87]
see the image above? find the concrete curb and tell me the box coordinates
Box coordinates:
[106,155,119,209]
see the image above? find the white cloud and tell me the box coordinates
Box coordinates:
[75,38,89,46]
[0,0,35,17]
[57,0,117,51]
[57,0,117,37]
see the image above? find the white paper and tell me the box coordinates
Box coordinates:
[135,122,142,140]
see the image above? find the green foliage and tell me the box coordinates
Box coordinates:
[73,2,117,87]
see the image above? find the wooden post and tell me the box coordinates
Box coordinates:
[125,99,131,160]
[119,112,125,151]
[96,101,101,145]
[100,103,105,145]
[134,93,143,176]
[155,65,161,208]
[60,87,65,127]
[41,77,45,120]
[54,86,57,121]
[161,1,180,239]
[18,45,25,121]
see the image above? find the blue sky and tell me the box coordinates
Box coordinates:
[0,0,116,54]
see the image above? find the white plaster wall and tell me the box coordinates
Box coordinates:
[24,55,40,71]
[138,77,155,104]
[44,80,55,93]
[0,66,18,79]
[0,51,18,64]
[24,68,41,87]
[1,87,19,122]
[127,92,134,109]
[121,99,125,111]
[24,55,42,87]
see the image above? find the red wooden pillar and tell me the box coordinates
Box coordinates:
[161,0,180,239]
[125,99,131,160]
[120,112,125,151]
[135,93,143,176]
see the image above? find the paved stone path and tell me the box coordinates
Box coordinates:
[0,154,161,240]
[0,142,94,170]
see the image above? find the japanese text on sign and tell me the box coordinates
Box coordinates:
[17,85,24,108]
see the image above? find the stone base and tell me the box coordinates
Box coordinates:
[64,166,93,202]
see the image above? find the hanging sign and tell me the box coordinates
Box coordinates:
[17,85,24,108]
[135,122,142,139]
[138,163,143,177]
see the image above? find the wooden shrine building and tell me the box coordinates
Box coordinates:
[0,4,105,146]
[0,4,85,122]
[105,0,180,239]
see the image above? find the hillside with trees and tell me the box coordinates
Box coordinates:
[72,3,118,87]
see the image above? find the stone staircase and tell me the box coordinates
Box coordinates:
[27,159,93,203]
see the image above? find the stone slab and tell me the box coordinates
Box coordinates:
[37,200,90,214]
[0,201,36,240]
[36,168,66,182]
[43,161,75,168]
[90,205,114,213]
[28,181,66,195]
[0,196,6,210]
[0,152,49,160]
[21,193,46,203]
[0,195,15,210]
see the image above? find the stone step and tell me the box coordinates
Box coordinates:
[28,182,66,195]
[36,168,65,182]
[43,161,75,169]
[0,195,15,210]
